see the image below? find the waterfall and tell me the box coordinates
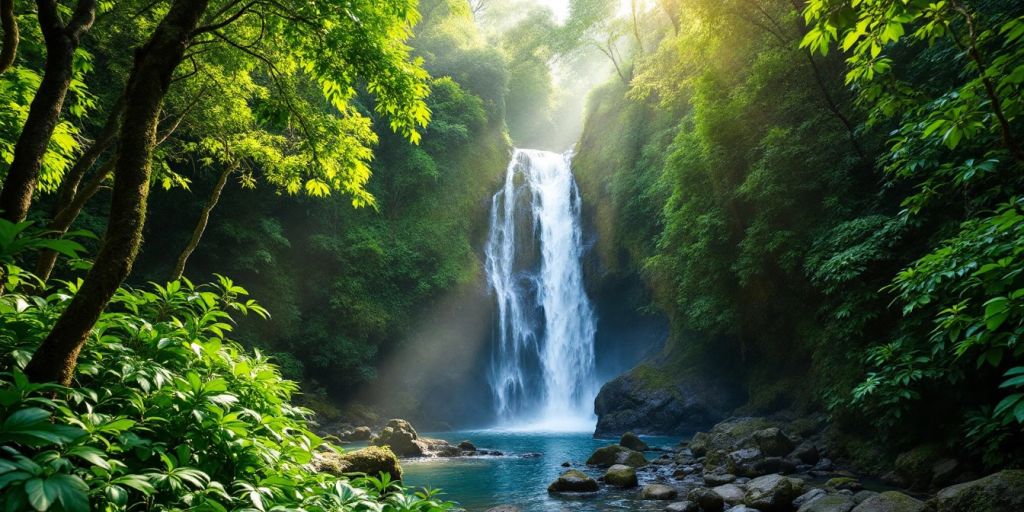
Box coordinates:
[485,148,598,431]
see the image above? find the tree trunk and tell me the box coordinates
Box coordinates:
[33,159,114,282]
[170,163,234,280]
[0,0,17,73]
[0,0,96,223]
[23,0,208,385]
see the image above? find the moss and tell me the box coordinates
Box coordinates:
[315,446,403,481]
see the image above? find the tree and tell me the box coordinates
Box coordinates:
[23,0,431,384]
[0,0,97,222]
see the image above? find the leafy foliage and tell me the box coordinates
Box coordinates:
[0,268,454,511]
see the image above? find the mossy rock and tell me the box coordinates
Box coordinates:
[604,464,638,488]
[935,470,1024,511]
[586,444,648,468]
[825,477,863,491]
[548,469,599,493]
[619,431,648,451]
[313,446,402,480]
[850,491,928,512]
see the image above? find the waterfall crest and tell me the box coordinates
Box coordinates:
[485,148,598,431]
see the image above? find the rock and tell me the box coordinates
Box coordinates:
[748,428,795,457]
[853,491,878,504]
[371,419,422,457]
[547,469,599,493]
[727,448,796,477]
[793,442,820,465]
[688,487,725,511]
[713,484,746,505]
[458,440,476,451]
[593,365,744,436]
[665,501,699,512]
[705,473,737,486]
[793,489,827,508]
[727,507,763,512]
[586,444,648,468]
[350,426,372,441]
[312,446,402,480]
[893,445,943,489]
[930,458,959,488]
[934,470,1024,511]
[642,484,680,500]
[743,474,804,512]
[604,464,639,488]
[485,507,520,512]
[798,494,856,512]
[850,492,928,512]
[814,458,834,471]
[620,431,650,451]
[825,477,863,492]
[561,461,571,467]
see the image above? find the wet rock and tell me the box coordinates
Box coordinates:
[748,428,795,457]
[798,494,856,512]
[586,444,648,468]
[850,491,928,512]
[547,469,599,493]
[621,431,650,451]
[728,448,796,477]
[642,484,680,500]
[561,461,571,467]
[852,491,878,504]
[727,506,763,512]
[312,446,402,480]
[458,440,476,451]
[793,489,827,509]
[934,470,1024,511]
[593,366,743,436]
[705,473,737,486]
[485,506,520,512]
[665,501,699,512]
[930,458,959,488]
[604,464,639,488]
[713,483,746,505]
[688,487,725,511]
[743,474,804,512]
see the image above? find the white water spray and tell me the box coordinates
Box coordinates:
[485,149,597,431]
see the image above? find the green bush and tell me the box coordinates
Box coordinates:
[0,270,454,511]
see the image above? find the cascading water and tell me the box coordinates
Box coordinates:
[485,148,598,431]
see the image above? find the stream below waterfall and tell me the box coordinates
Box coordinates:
[401,431,683,512]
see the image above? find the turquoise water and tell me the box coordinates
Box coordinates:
[398,431,683,512]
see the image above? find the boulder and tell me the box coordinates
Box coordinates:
[743,474,804,512]
[593,365,744,436]
[893,445,943,489]
[693,418,774,461]
[798,494,856,512]
[458,440,476,451]
[350,426,372,441]
[620,431,650,451]
[604,464,638,488]
[935,470,1024,511]
[666,502,699,512]
[728,448,796,477]
[688,487,726,511]
[586,444,648,468]
[853,491,878,504]
[825,477,863,492]
[547,470,599,493]
[371,419,422,457]
[850,492,928,512]
[642,484,680,500]
[713,484,746,505]
[793,489,827,509]
[727,507,763,512]
[930,459,959,488]
[748,428,795,457]
[312,446,402,480]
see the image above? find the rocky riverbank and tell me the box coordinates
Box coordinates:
[536,417,1024,512]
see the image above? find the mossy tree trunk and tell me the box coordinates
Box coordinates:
[24,0,209,385]
[0,0,96,222]
[171,162,236,280]
[0,0,17,73]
